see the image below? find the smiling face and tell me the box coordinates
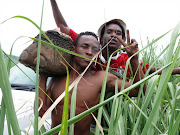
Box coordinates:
[100,24,123,52]
[73,35,100,68]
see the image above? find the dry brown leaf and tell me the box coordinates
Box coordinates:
[84,102,104,135]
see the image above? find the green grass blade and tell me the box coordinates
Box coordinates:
[60,64,69,135]
[95,54,114,135]
[34,1,44,135]
[168,82,180,133]
[6,110,12,135]
[69,84,78,135]
[0,36,16,135]
[0,45,21,134]
[141,22,180,135]
[102,106,110,126]
[169,112,180,135]
[131,75,160,135]
[0,99,6,135]
[32,117,47,134]
[107,80,119,135]
[107,96,117,135]
[123,94,162,134]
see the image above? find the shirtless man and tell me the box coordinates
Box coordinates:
[39,31,145,135]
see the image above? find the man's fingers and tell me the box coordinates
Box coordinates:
[131,39,137,44]
[131,39,138,48]
[127,30,130,44]
[116,36,127,47]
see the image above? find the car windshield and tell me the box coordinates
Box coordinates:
[9,63,51,91]
[10,63,36,85]
[9,63,36,91]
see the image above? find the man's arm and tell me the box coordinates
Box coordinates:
[106,72,140,97]
[149,67,180,75]
[38,74,51,117]
[50,0,70,35]
[116,30,146,94]
[130,57,146,94]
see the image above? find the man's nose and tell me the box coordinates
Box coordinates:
[86,48,93,55]
[111,31,116,37]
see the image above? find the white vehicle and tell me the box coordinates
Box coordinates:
[0,63,51,135]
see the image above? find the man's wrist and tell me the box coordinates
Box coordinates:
[130,57,139,64]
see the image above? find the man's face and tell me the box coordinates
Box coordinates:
[74,35,100,68]
[101,24,123,52]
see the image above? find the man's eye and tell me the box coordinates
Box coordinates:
[116,31,122,35]
[82,45,87,49]
[92,48,99,53]
[106,30,111,34]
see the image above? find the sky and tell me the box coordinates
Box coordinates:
[1,0,180,56]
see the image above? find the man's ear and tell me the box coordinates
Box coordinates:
[71,46,75,52]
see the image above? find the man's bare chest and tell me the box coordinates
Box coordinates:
[51,77,101,108]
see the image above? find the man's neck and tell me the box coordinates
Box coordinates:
[70,63,93,78]
[102,49,117,61]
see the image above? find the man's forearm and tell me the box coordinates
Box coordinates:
[150,67,180,75]
[50,0,68,27]
[130,58,146,94]
[38,74,48,117]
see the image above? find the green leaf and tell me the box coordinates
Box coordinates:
[69,84,78,135]
[0,44,21,134]
[60,64,70,135]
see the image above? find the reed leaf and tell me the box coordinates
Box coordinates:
[169,112,180,135]
[0,99,6,135]
[131,75,160,135]
[107,94,118,135]
[0,44,21,134]
[95,52,114,135]
[60,64,70,135]
[0,35,16,135]
[141,22,180,135]
[69,84,78,135]
[33,1,45,135]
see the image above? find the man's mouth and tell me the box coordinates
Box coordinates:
[109,39,117,44]
[83,58,91,63]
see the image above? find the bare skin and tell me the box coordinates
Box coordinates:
[39,34,142,135]
[50,0,70,34]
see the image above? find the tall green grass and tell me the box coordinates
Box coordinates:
[0,7,180,135]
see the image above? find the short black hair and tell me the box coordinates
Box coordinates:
[74,31,98,47]
[100,21,125,40]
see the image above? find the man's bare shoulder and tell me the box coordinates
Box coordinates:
[95,70,117,76]
[47,75,66,89]
[93,70,106,77]
[94,70,118,80]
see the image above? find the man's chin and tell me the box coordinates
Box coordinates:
[82,61,91,67]
[107,45,119,51]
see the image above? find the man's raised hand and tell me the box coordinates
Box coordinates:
[116,30,139,59]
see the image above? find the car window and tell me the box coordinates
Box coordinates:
[9,63,36,85]
[9,63,51,91]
